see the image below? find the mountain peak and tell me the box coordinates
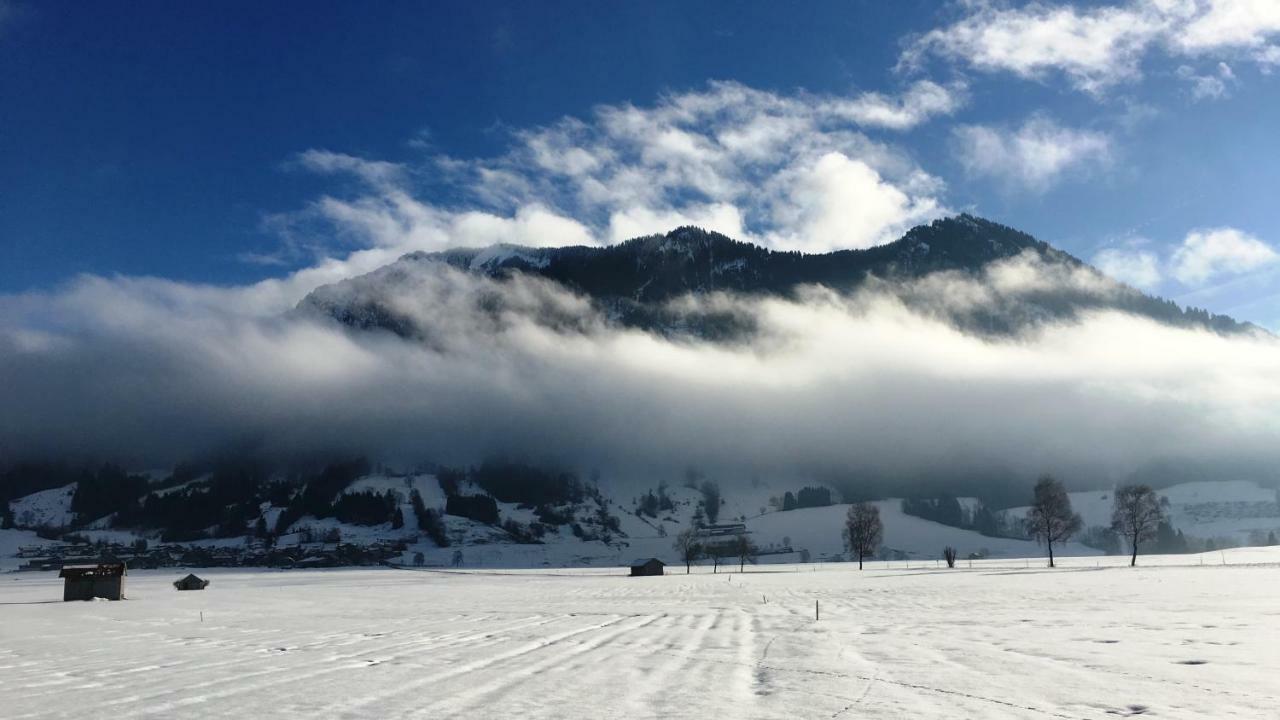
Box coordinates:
[884,214,1068,268]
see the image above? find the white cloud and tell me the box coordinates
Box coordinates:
[823,80,968,131]
[1171,227,1279,285]
[1175,61,1236,100]
[765,152,940,252]
[952,115,1112,191]
[900,1,1166,94]
[1255,43,1280,70]
[1175,0,1280,52]
[292,149,406,188]
[1093,247,1163,289]
[902,0,1280,95]
[450,205,595,249]
[273,80,954,271]
[1092,228,1279,292]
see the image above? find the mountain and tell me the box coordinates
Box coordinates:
[298,215,1252,338]
[3,215,1269,569]
[8,456,1277,572]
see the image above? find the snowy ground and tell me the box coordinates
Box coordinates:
[3,550,1279,719]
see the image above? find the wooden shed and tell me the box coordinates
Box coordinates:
[59,562,127,601]
[174,573,210,591]
[629,558,665,577]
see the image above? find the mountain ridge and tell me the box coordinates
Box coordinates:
[298,214,1253,339]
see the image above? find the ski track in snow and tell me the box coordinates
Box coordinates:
[2,555,1280,719]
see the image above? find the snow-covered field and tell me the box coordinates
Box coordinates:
[3,549,1278,719]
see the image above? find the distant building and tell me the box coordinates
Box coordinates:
[59,563,127,601]
[173,573,209,591]
[18,558,60,572]
[695,523,750,554]
[697,523,747,537]
[629,558,665,577]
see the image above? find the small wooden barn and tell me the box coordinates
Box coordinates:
[174,573,209,591]
[629,558,665,577]
[59,562,127,601]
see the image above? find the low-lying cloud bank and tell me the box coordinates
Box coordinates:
[2,254,1278,496]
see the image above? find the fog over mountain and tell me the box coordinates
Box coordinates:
[2,216,1278,496]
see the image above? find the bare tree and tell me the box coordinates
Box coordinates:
[842,502,883,570]
[733,533,758,572]
[673,529,702,574]
[1111,484,1164,566]
[1027,475,1082,568]
[943,546,957,568]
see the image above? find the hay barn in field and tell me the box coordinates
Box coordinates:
[174,574,209,591]
[629,558,665,577]
[59,563,127,601]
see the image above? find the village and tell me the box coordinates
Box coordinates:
[12,536,408,573]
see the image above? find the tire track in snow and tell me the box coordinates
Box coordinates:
[322,614,634,717]
[616,611,719,718]
[414,613,665,718]
[86,614,568,716]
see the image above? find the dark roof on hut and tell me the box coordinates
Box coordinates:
[630,558,665,566]
[59,563,127,579]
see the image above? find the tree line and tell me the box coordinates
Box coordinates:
[670,477,1182,573]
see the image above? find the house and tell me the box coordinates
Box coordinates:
[695,523,751,555]
[698,523,747,537]
[59,562,127,601]
[173,573,209,591]
[629,558,665,577]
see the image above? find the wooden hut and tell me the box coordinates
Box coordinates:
[59,562,127,601]
[629,558,665,577]
[174,573,210,591]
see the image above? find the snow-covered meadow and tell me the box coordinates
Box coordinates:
[3,549,1278,719]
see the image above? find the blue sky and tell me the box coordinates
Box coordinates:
[3,0,1280,326]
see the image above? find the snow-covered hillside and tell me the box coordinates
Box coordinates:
[382,496,1094,570]
[7,483,76,528]
[4,549,1279,718]
[6,471,1275,572]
